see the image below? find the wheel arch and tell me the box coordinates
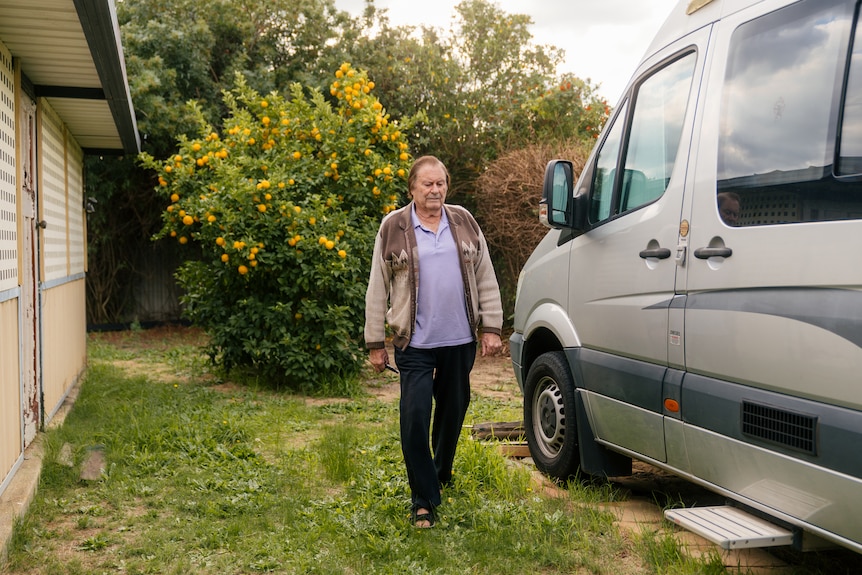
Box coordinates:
[521,302,579,380]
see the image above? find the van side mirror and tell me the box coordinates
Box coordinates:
[540,160,586,230]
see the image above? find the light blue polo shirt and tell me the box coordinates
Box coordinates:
[410,205,473,349]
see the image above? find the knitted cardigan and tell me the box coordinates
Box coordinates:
[364,202,503,350]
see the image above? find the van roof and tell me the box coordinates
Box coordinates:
[643,0,765,65]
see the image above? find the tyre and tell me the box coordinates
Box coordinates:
[524,351,580,480]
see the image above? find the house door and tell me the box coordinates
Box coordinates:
[20,94,40,446]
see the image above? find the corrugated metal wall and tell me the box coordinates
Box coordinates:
[0,298,21,493]
[0,39,20,494]
[38,99,86,422]
[41,279,86,419]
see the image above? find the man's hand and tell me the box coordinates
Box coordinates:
[368,347,389,373]
[480,332,503,357]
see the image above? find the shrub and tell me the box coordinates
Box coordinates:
[141,65,414,390]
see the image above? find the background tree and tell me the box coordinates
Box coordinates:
[86,0,349,325]
[336,0,608,202]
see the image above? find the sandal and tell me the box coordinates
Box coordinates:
[411,506,436,528]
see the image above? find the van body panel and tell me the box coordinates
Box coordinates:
[683,373,862,478]
[684,426,862,546]
[582,391,667,463]
[512,230,571,336]
[683,287,862,409]
[512,0,862,554]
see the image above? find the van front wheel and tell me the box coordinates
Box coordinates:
[524,351,580,480]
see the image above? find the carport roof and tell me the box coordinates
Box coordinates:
[0,0,140,155]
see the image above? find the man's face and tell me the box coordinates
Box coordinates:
[720,197,740,226]
[411,164,448,212]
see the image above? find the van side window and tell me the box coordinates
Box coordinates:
[717,0,861,226]
[621,53,696,212]
[589,53,696,225]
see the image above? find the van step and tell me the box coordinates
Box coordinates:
[664,506,794,550]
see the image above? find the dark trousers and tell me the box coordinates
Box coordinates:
[394,342,476,511]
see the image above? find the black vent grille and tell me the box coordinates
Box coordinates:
[742,401,817,455]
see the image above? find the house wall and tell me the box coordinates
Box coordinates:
[41,279,86,419]
[0,40,22,493]
[38,100,87,422]
[0,298,21,493]
[0,46,89,494]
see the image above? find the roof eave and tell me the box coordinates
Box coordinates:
[73,0,140,155]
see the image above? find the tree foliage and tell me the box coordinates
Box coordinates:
[85,0,351,325]
[336,0,609,200]
[140,68,413,388]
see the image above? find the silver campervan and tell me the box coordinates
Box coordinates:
[510,0,862,554]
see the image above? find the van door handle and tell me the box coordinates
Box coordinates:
[639,247,672,259]
[693,247,732,259]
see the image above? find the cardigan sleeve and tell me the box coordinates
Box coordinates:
[474,227,504,335]
[364,226,390,349]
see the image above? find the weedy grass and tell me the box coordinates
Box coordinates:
[4,327,740,575]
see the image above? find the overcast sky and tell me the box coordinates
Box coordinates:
[333,0,681,103]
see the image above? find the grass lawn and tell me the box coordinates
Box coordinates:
[0,326,758,574]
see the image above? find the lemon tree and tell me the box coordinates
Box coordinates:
[141,66,413,389]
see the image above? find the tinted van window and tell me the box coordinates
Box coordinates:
[717,0,862,226]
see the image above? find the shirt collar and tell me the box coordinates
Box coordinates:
[410,202,448,230]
